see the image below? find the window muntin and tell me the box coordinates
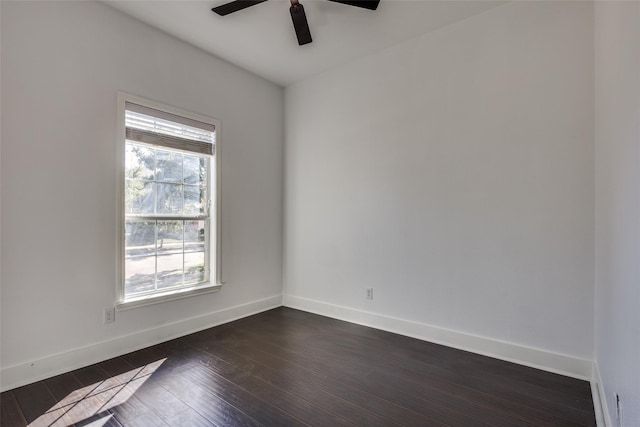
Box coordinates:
[120,97,218,305]
[124,144,208,217]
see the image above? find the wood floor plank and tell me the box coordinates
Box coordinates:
[43,371,113,427]
[185,340,440,427]
[370,365,592,426]
[158,370,263,427]
[184,348,375,427]
[121,344,200,381]
[187,320,489,416]
[54,383,127,427]
[12,379,59,424]
[164,408,216,427]
[240,310,594,401]
[127,376,190,422]
[45,371,85,404]
[75,411,123,426]
[144,343,356,426]
[1,390,27,427]
[72,364,113,388]
[180,364,309,427]
[95,356,154,425]
[188,331,499,427]
[277,308,593,401]
[104,376,153,425]
[121,410,169,427]
[2,307,596,427]
[186,308,595,426]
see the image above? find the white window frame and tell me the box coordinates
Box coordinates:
[116,92,222,310]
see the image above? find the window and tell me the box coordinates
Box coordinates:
[117,93,221,309]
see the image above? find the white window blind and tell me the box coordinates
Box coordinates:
[125,102,215,155]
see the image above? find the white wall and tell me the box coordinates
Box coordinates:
[1,1,283,387]
[594,2,640,426]
[285,1,594,362]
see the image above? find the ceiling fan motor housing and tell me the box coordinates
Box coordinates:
[212,0,381,46]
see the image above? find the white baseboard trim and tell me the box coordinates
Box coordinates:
[592,362,611,427]
[0,295,282,392]
[283,294,593,381]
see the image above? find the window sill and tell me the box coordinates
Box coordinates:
[116,283,222,311]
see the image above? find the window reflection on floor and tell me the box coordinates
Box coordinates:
[28,359,166,427]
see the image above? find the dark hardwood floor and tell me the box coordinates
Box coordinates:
[1,307,596,426]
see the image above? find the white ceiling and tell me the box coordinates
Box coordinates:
[105,0,505,86]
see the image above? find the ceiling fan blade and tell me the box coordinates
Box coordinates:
[325,0,380,10]
[212,0,268,16]
[290,2,312,46]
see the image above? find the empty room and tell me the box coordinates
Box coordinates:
[1,0,638,426]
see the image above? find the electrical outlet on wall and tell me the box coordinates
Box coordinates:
[104,307,116,324]
[366,288,374,300]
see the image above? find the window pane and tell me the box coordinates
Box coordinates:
[183,155,202,184]
[125,256,156,295]
[184,220,205,253]
[184,185,204,215]
[157,253,184,289]
[156,183,183,214]
[125,181,155,214]
[157,221,183,255]
[125,144,154,180]
[184,221,206,285]
[156,150,182,183]
[185,251,205,284]
[125,221,155,257]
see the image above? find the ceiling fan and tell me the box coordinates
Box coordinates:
[212,0,381,46]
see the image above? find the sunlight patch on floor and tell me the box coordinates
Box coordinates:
[28,358,166,427]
